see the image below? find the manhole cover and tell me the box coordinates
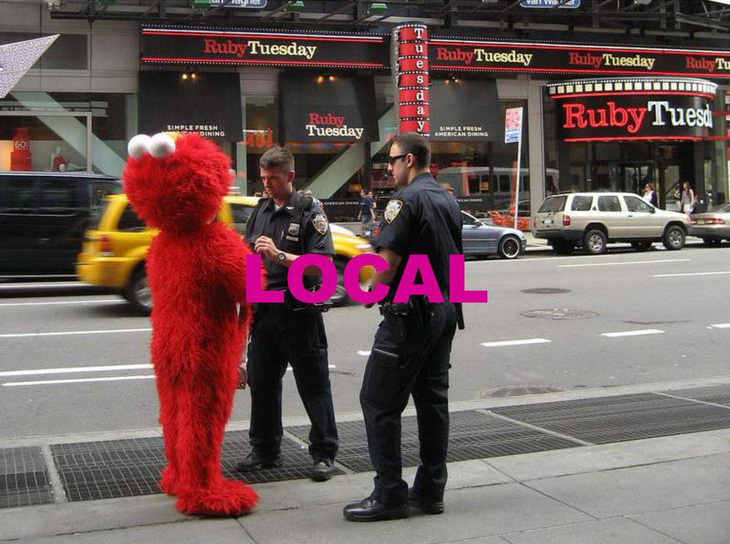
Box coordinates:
[522,308,598,320]
[521,288,571,294]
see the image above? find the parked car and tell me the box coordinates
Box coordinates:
[0,171,121,275]
[690,204,730,245]
[461,211,526,259]
[533,192,690,255]
[76,194,373,313]
[362,210,525,259]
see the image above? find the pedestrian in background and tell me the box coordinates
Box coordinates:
[236,147,338,482]
[358,189,374,234]
[642,182,657,207]
[343,132,463,522]
[677,181,697,214]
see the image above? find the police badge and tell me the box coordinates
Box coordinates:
[384,199,403,223]
[312,213,329,235]
[288,223,300,236]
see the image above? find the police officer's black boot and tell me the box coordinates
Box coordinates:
[408,488,444,515]
[311,458,334,482]
[235,449,282,472]
[343,496,408,522]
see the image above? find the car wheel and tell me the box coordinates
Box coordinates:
[327,261,348,307]
[124,265,152,315]
[551,240,574,254]
[662,225,685,250]
[583,229,607,255]
[498,235,521,259]
[631,241,653,251]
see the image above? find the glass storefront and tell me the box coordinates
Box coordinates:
[543,78,725,214]
[0,92,132,178]
[370,99,530,220]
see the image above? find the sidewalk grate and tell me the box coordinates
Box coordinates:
[219,431,344,484]
[52,438,166,501]
[662,385,730,407]
[51,434,342,502]
[0,447,54,508]
[288,410,578,473]
[492,393,730,444]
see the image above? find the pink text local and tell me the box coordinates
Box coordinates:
[245,254,488,304]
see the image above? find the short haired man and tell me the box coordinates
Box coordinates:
[236,147,338,482]
[343,133,463,521]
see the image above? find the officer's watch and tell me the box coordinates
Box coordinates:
[276,251,286,263]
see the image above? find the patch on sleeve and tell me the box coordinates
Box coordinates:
[312,213,329,235]
[384,199,403,223]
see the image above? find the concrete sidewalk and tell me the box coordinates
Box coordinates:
[2,379,729,544]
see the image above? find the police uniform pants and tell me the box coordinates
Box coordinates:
[247,304,338,461]
[360,303,457,507]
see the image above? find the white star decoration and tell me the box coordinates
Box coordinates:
[0,35,59,99]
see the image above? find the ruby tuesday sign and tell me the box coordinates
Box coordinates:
[141,27,388,69]
[244,253,487,304]
[279,74,378,142]
[548,77,717,141]
[428,39,730,78]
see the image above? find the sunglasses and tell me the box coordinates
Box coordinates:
[387,153,409,165]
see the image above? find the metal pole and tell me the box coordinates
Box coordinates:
[513,108,523,231]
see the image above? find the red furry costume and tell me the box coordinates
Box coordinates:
[123,132,258,516]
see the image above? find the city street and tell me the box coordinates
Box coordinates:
[2,244,730,440]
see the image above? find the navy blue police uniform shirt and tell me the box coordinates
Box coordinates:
[375,173,463,301]
[245,191,335,291]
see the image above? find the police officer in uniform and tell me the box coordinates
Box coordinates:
[343,132,463,521]
[236,147,338,482]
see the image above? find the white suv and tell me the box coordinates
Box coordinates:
[533,192,690,254]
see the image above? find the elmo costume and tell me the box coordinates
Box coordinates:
[123,132,258,516]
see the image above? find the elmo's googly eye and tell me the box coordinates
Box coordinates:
[127,134,151,160]
[149,132,176,159]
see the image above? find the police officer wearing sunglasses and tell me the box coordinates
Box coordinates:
[343,132,463,522]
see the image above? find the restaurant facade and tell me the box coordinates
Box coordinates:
[3,1,730,220]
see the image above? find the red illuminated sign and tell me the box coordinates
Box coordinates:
[549,78,717,142]
[429,38,730,79]
[393,23,430,135]
[141,27,389,69]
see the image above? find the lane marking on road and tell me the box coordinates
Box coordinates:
[0,282,84,289]
[0,299,123,308]
[3,375,156,386]
[0,364,153,377]
[710,323,730,329]
[357,350,371,357]
[559,259,690,268]
[481,338,552,348]
[653,271,730,278]
[1,364,336,387]
[0,328,152,339]
[602,329,664,338]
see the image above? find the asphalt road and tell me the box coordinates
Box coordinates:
[2,243,730,440]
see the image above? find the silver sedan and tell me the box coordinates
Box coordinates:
[690,204,730,246]
[462,211,527,259]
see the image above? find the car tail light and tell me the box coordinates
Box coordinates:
[562,214,571,226]
[705,218,726,225]
[99,234,113,256]
[690,217,698,225]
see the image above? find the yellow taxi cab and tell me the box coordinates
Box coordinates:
[76,193,373,313]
